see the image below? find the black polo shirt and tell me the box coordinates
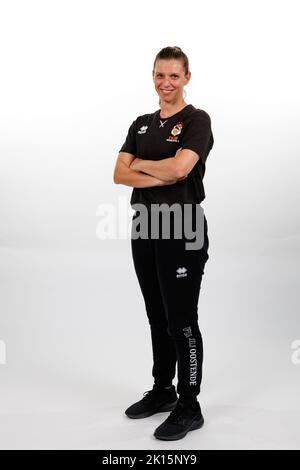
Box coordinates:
[119,104,214,209]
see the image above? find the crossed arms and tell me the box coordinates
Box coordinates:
[113,148,200,188]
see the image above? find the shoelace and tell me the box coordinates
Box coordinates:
[141,387,171,404]
[141,389,158,404]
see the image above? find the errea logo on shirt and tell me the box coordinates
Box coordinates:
[138,125,148,134]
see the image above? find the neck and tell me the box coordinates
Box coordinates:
[159,99,187,118]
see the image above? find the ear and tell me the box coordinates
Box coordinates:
[185,71,191,82]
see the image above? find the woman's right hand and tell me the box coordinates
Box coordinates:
[174,147,183,158]
[170,148,187,182]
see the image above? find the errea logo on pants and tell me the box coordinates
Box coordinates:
[176,267,187,278]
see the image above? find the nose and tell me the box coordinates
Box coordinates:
[161,79,172,88]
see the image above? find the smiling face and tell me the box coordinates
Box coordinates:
[152,59,191,104]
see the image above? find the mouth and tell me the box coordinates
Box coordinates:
[160,89,174,95]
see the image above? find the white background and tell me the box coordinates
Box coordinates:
[0,0,299,449]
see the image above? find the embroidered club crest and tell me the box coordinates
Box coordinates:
[167,122,183,142]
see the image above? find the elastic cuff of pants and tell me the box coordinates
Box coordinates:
[179,396,198,405]
[154,383,173,390]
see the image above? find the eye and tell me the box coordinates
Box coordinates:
[156,75,179,78]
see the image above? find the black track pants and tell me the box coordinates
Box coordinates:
[130,205,209,403]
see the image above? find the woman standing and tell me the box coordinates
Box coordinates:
[113,46,214,441]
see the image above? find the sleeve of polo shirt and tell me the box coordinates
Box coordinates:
[119,119,137,155]
[180,112,213,165]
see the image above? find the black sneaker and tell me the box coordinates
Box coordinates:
[125,385,178,419]
[153,400,204,440]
